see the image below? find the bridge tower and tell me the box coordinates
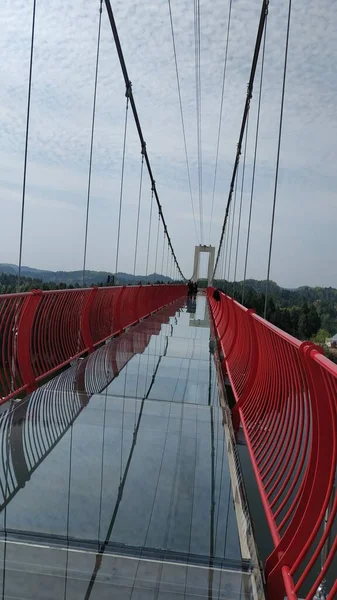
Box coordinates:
[192,244,215,286]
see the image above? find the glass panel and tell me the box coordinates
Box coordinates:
[0,296,255,598]
[0,540,254,599]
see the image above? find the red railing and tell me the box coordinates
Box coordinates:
[207,287,337,600]
[0,284,186,405]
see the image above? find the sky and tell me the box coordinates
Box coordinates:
[1,0,337,287]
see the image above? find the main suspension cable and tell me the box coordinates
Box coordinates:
[264,0,291,319]
[213,0,269,278]
[168,0,199,244]
[242,19,267,304]
[208,0,233,244]
[83,0,103,287]
[104,0,186,280]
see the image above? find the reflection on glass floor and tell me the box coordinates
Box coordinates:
[0,296,257,599]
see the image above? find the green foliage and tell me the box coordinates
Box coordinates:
[213,278,331,340]
[312,329,330,345]
[0,270,174,295]
[298,304,321,339]
[0,265,173,288]
[0,273,76,294]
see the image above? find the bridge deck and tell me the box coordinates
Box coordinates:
[0,295,259,599]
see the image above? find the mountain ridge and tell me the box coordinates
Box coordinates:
[0,264,172,285]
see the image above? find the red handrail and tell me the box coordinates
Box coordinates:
[207,287,337,600]
[0,284,186,405]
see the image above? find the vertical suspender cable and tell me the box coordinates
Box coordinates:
[212,0,269,277]
[18,0,37,289]
[197,0,203,244]
[82,0,103,287]
[226,168,239,292]
[154,213,160,276]
[168,0,199,244]
[264,0,291,319]
[219,239,225,282]
[160,230,166,278]
[166,239,170,278]
[233,115,249,297]
[133,151,144,277]
[223,201,232,284]
[209,0,233,243]
[115,93,130,278]
[104,0,186,279]
[194,0,203,243]
[242,20,267,304]
[145,188,154,277]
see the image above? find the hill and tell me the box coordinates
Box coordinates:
[0,264,172,286]
[212,276,337,341]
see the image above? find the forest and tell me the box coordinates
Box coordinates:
[211,278,337,346]
[2,272,337,348]
[0,272,171,294]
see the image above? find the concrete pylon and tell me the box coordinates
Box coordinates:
[192,245,215,286]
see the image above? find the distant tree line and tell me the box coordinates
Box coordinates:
[212,278,330,341]
[0,273,177,295]
[0,273,77,294]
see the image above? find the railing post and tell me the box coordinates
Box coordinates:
[81,287,98,353]
[17,289,42,394]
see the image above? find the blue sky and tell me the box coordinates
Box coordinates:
[1,0,337,286]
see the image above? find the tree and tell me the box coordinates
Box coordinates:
[298,305,321,339]
[266,297,276,322]
[312,329,330,345]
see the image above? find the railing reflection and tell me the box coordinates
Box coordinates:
[0,302,181,513]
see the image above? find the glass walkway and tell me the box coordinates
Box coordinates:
[0,295,262,599]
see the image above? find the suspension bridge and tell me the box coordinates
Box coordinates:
[0,0,336,599]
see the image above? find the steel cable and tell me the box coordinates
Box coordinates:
[133,152,144,277]
[145,188,154,277]
[209,0,233,244]
[82,0,103,287]
[194,0,204,243]
[226,168,239,292]
[168,0,199,244]
[18,0,37,288]
[242,19,267,304]
[264,0,291,319]
[104,0,186,279]
[233,115,249,297]
[213,0,269,277]
[114,94,129,277]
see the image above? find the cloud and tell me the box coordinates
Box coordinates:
[1,0,337,285]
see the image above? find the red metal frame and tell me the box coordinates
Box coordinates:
[0,284,186,405]
[207,287,337,600]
